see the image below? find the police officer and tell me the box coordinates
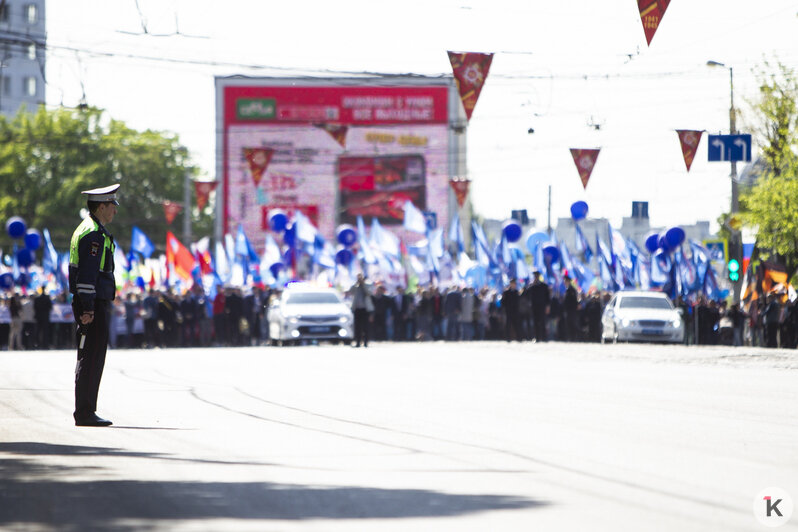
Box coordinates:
[69,184,119,427]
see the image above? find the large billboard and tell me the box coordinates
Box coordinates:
[215,78,461,249]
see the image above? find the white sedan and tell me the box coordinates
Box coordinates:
[267,284,354,345]
[601,291,684,344]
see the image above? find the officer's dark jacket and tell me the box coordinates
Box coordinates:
[68,214,116,311]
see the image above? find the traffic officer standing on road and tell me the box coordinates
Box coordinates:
[69,184,120,427]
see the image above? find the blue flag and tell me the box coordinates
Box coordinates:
[131,226,155,258]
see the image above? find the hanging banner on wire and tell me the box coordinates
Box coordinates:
[314,123,349,148]
[449,178,470,208]
[447,51,494,121]
[638,0,671,46]
[194,180,218,211]
[569,148,600,189]
[676,130,703,171]
[162,201,182,225]
[243,147,274,187]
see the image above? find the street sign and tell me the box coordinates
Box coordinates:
[703,239,727,263]
[707,134,752,162]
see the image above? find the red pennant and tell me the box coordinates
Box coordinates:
[449,178,470,208]
[194,180,218,211]
[447,51,494,121]
[314,123,348,148]
[676,130,703,171]
[638,0,670,46]
[162,201,182,225]
[569,149,600,189]
[243,147,274,186]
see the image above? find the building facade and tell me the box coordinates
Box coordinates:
[0,0,45,117]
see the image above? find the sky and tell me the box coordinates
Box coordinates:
[45,1,798,234]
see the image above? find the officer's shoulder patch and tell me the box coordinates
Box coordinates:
[90,241,100,256]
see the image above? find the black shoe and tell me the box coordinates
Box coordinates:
[75,414,113,427]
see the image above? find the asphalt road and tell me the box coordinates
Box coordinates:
[1,341,797,531]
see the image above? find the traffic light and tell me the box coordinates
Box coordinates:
[727,259,740,282]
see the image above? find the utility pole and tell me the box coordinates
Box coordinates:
[182,172,191,243]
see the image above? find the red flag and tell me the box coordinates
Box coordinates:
[165,231,196,281]
[449,178,470,208]
[244,147,274,186]
[447,51,493,121]
[675,130,703,172]
[162,201,182,225]
[638,0,670,46]
[569,149,600,189]
[194,180,218,211]
[314,123,348,148]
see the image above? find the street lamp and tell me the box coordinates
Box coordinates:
[707,60,741,299]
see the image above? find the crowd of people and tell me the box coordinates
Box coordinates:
[3,275,798,350]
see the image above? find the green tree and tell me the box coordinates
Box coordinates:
[0,106,212,255]
[741,60,798,273]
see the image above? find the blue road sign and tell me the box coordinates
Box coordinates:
[707,134,752,162]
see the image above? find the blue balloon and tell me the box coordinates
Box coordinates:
[24,229,41,251]
[0,272,13,290]
[268,209,288,232]
[16,248,34,268]
[665,226,686,249]
[525,231,549,255]
[644,232,660,254]
[542,243,560,264]
[502,220,522,243]
[336,224,357,248]
[335,247,354,265]
[15,272,28,287]
[570,201,589,221]
[6,216,26,239]
[658,233,671,252]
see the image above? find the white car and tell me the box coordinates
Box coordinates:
[267,284,353,345]
[601,291,683,344]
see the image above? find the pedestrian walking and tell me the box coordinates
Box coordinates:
[68,184,120,427]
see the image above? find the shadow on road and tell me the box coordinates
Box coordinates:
[0,442,546,530]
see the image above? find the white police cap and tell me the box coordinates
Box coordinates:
[82,184,120,205]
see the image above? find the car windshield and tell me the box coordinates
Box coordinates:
[285,292,341,305]
[619,296,672,310]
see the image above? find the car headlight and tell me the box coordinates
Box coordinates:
[671,318,681,328]
[620,318,631,327]
[338,316,350,324]
[288,316,300,324]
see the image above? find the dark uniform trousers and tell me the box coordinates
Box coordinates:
[73,299,110,418]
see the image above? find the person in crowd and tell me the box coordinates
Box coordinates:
[371,285,392,341]
[124,292,141,348]
[562,275,580,341]
[212,287,226,346]
[443,286,462,341]
[475,288,490,341]
[528,272,550,342]
[502,278,523,342]
[519,281,534,340]
[34,288,53,349]
[763,293,782,348]
[350,273,373,347]
[225,287,244,346]
[459,287,476,341]
[142,289,160,348]
[415,288,433,341]
[583,291,603,342]
[7,294,23,351]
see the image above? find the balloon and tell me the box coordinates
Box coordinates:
[542,243,560,264]
[15,272,28,287]
[570,201,589,221]
[335,247,354,265]
[6,216,26,239]
[24,229,41,251]
[665,226,686,248]
[644,232,660,254]
[268,209,288,232]
[16,248,34,268]
[502,220,522,243]
[525,231,549,255]
[0,272,13,290]
[657,233,670,252]
[336,224,357,248]
[283,223,296,248]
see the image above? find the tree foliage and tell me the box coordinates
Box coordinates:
[741,60,798,273]
[0,106,212,254]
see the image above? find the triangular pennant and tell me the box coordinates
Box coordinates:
[569,149,600,189]
[194,180,218,211]
[314,123,348,148]
[675,130,703,172]
[447,51,494,121]
[243,147,274,186]
[162,201,182,225]
[449,178,470,208]
[638,0,671,46]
